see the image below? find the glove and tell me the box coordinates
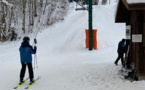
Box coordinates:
[34,38,37,44]
[34,46,37,49]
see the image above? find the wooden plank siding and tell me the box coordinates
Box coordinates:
[143,11,145,74]
[135,11,143,75]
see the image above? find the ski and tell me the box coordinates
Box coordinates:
[25,76,41,89]
[14,78,29,89]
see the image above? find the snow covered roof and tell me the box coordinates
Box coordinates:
[127,0,145,4]
[119,0,145,10]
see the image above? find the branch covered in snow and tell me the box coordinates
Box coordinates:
[2,0,13,7]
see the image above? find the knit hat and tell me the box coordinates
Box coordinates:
[23,36,30,42]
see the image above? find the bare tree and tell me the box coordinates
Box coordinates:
[22,0,26,34]
[102,0,107,5]
[28,0,34,26]
[0,0,2,39]
[0,0,7,40]
[8,7,13,32]
[34,0,37,17]
[40,0,43,7]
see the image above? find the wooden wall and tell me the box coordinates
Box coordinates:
[142,11,145,75]
[130,11,145,75]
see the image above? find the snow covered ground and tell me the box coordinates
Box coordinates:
[0,2,145,90]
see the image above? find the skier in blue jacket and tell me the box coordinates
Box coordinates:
[19,36,37,83]
[114,39,126,66]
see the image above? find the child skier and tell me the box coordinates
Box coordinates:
[19,36,37,83]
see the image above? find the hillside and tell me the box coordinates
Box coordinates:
[0,2,145,90]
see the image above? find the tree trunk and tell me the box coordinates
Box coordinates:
[1,1,5,24]
[34,0,37,17]
[1,0,7,40]
[0,0,2,39]
[8,7,13,32]
[102,0,107,5]
[32,0,34,26]
[43,0,48,15]
[40,0,43,7]
[22,0,26,34]
[28,0,32,26]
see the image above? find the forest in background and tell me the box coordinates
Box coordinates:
[0,0,115,42]
[0,0,68,41]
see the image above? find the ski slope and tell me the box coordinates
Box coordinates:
[0,3,145,90]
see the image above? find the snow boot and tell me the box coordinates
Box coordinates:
[19,78,24,83]
[114,62,118,65]
[30,78,35,83]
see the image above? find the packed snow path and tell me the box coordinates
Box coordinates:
[0,3,145,90]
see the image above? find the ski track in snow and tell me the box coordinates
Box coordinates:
[0,2,145,90]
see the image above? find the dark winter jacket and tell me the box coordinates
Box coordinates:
[19,42,37,63]
[117,41,125,53]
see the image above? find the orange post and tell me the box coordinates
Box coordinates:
[85,29,97,50]
[92,29,97,50]
[85,29,89,48]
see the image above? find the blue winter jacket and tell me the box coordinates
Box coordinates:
[19,42,37,63]
[117,41,125,53]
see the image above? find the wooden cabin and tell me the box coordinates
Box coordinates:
[115,0,145,76]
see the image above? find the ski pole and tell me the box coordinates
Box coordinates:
[34,51,36,69]
[33,38,38,69]
[34,55,38,69]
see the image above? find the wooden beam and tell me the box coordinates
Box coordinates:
[129,4,145,10]
[122,0,145,10]
[122,0,129,10]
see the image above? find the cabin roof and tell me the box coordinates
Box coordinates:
[115,0,145,23]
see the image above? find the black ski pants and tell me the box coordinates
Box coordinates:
[20,62,34,79]
[115,52,124,65]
